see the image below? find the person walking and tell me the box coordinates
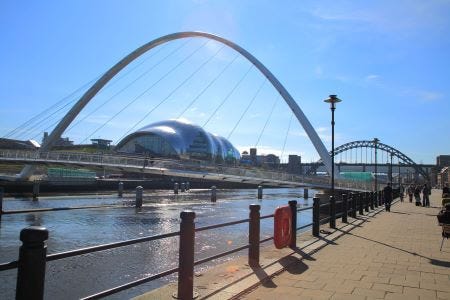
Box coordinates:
[383,183,393,212]
[408,185,413,203]
[422,184,430,207]
[414,185,422,206]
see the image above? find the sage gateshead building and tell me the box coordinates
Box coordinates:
[115,119,240,163]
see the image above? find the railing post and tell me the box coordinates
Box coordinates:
[358,193,364,215]
[257,186,263,199]
[135,186,143,208]
[16,226,48,300]
[0,187,3,222]
[342,193,348,223]
[289,200,297,248]
[329,195,336,229]
[370,192,375,210]
[248,204,260,267]
[177,211,196,300]
[118,182,123,198]
[351,193,357,218]
[312,197,320,237]
[364,192,369,212]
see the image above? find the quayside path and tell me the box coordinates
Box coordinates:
[239,190,450,300]
[137,190,449,300]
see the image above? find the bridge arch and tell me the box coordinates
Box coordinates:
[307,140,429,180]
[20,31,332,178]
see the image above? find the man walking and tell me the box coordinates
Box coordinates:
[383,183,393,212]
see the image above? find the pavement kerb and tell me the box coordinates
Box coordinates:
[135,198,393,300]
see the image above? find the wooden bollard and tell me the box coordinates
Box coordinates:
[303,188,309,199]
[118,182,124,197]
[32,182,40,200]
[135,186,143,208]
[211,186,217,202]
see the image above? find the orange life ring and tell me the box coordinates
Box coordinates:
[273,206,292,249]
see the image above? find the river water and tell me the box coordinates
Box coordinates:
[0,187,317,299]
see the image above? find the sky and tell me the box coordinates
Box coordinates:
[1,0,449,164]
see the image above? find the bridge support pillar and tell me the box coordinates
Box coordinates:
[118,182,123,198]
[135,186,143,208]
[32,182,40,201]
[211,186,217,202]
[174,182,179,194]
[303,188,309,199]
[257,186,263,199]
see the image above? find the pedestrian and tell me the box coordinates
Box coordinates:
[408,185,413,203]
[414,185,422,206]
[383,182,393,212]
[443,184,450,198]
[422,184,430,207]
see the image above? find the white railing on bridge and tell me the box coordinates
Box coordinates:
[0,149,372,191]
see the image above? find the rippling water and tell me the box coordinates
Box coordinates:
[0,188,318,299]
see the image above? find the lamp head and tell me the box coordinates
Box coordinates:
[324,95,342,109]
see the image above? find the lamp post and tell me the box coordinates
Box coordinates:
[324,95,342,197]
[390,152,394,184]
[373,138,379,193]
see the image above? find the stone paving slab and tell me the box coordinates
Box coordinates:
[239,190,450,300]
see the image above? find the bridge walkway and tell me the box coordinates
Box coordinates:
[238,190,450,300]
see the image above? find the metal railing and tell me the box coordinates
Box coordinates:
[0,188,400,299]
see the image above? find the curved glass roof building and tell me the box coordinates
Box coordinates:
[115,119,240,162]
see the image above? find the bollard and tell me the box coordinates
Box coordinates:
[135,186,143,208]
[174,182,179,195]
[358,193,364,215]
[350,193,356,218]
[177,211,196,300]
[329,195,336,229]
[32,182,40,200]
[0,187,3,222]
[181,182,186,193]
[211,186,217,202]
[312,197,320,237]
[118,182,123,198]
[378,191,382,206]
[185,181,190,191]
[370,192,375,210]
[365,192,369,212]
[248,204,260,267]
[257,186,263,199]
[342,194,348,223]
[303,188,309,199]
[289,200,297,248]
[374,191,378,208]
[16,226,48,300]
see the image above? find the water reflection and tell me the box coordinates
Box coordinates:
[0,188,317,299]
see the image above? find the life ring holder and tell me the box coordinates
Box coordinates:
[273,206,292,249]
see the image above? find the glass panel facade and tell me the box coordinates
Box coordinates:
[118,134,177,157]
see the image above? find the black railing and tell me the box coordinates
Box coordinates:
[1,189,400,299]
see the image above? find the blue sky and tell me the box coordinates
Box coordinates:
[1,0,449,164]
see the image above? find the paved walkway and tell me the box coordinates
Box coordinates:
[239,190,450,300]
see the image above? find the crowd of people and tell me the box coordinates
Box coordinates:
[403,183,432,207]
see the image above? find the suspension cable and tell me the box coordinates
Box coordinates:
[280,112,294,163]
[177,53,240,119]
[81,40,209,144]
[118,44,226,140]
[66,42,183,133]
[255,95,280,147]
[227,78,266,140]
[202,64,254,128]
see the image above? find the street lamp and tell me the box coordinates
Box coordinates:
[373,138,379,193]
[324,95,342,197]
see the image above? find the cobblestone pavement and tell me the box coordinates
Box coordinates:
[239,190,450,300]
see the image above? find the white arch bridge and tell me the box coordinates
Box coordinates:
[1,150,371,191]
